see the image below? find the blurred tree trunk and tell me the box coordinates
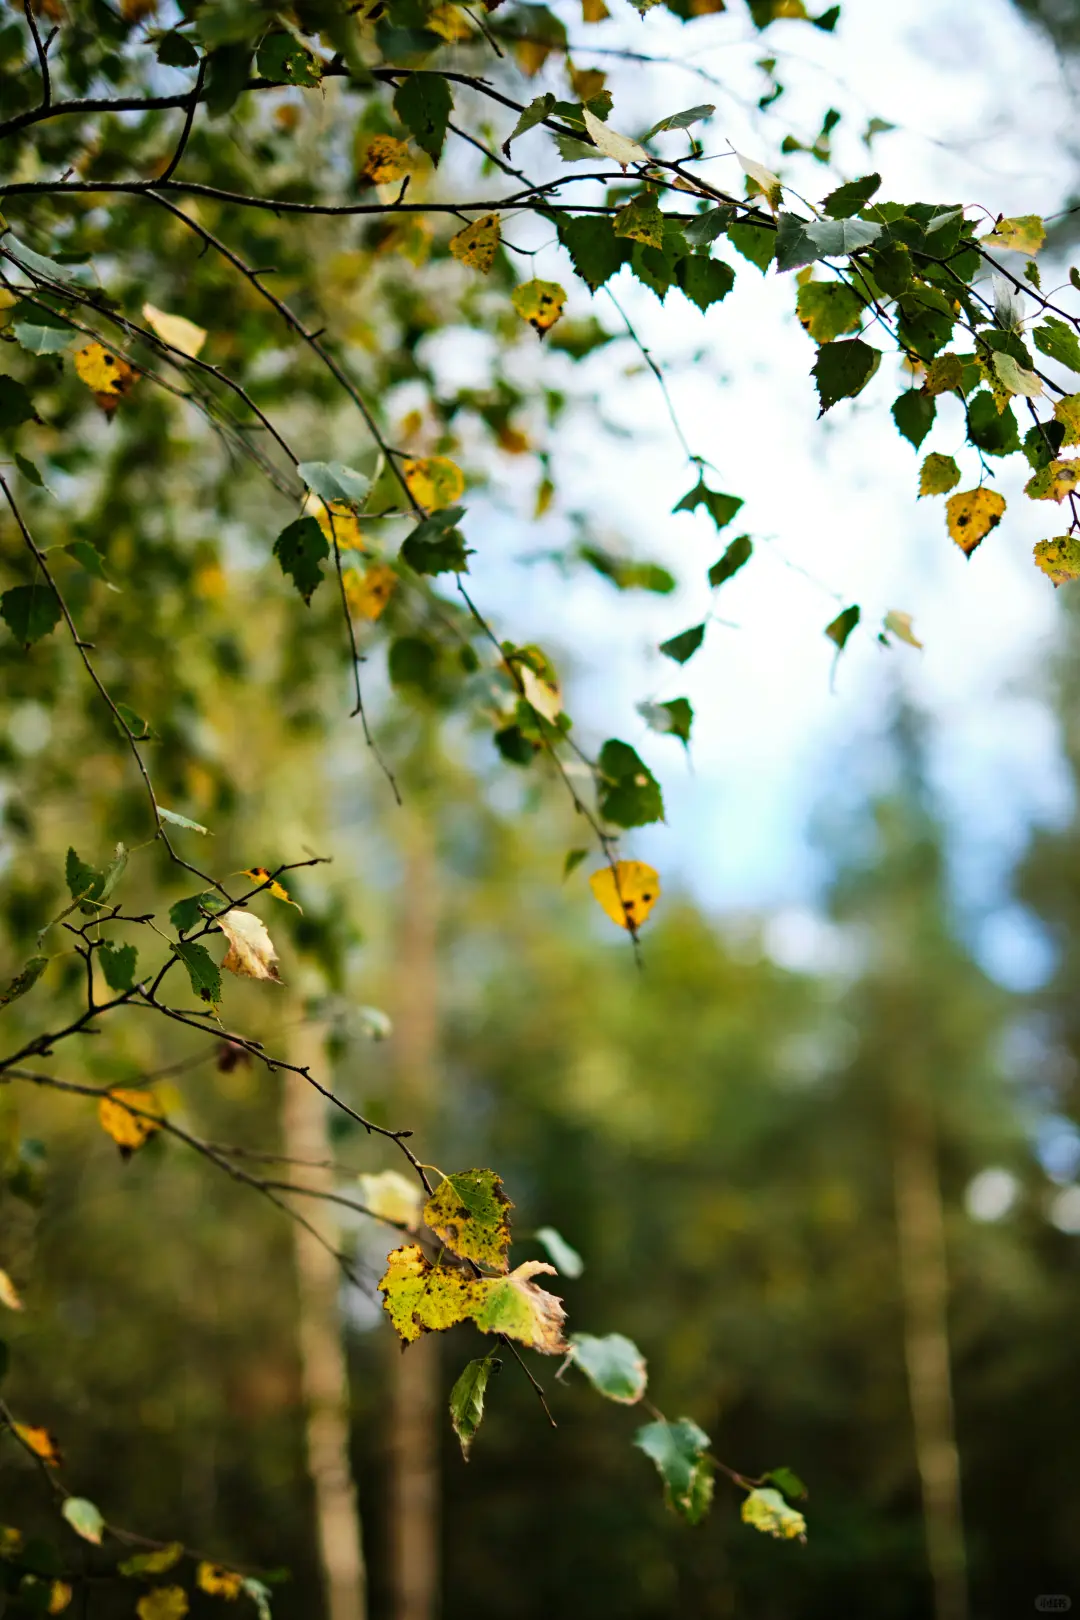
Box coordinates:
[891,1086,967,1620]
[284,1023,367,1620]
[388,812,441,1620]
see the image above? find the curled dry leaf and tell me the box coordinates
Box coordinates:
[378,1245,567,1353]
[242,867,302,911]
[98,1088,163,1156]
[196,1563,244,1598]
[216,909,281,982]
[142,303,207,360]
[582,107,648,169]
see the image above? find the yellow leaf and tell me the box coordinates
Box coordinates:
[304,494,365,551]
[376,218,433,266]
[402,456,465,512]
[13,1424,62,1466]
[1054,393,1080,446]
[48,1583,72,1614]
[519,663,561,724]
[534,476,555,519]
[581,0,610,18]
[344,563,396,622]
[426,3,473,41]
[424,1168,512,1272]
[1024,460,1080,503]
[982,214,1045,255]
[357,1169,424,1229]
[511,280,566,336]
[216,910,281,983]
[118,1543,184,1578]
[359,135,412,187]
[136,1588,189,1620]
[582,108,648,170]
[513,38,554,76]
[449,215,501,275]
[589,861,661,932]
[242,868,302,912]
[378,1245,567,1353]
[736,151,782,210]
[741,1486,807,1542]
[0,1268,24,1311]
[98,1088,163,1156]
[923,353,964,396]
[945,487,1006,557]
[1034,535,1080,586]
[196,1564,243,1599]
[569,65,606,102]
[73,343,136,400]
[496,424,530,455]
[141,303,207,360]
[918,452,960,497]
[883,610,923,648]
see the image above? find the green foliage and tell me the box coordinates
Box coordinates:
[394,72,454,164]
[709,534,753,588]
[401,509,471,575]
[673,479,743,530]
[635,1418,714,1524]
[273,519,329,604]
[659,624,705,664]
[596,741,664,828]
[171,942,222,1006]
[449,1356,500,1460]
[1,585,60,646]
[812,340,881,414]
[569,1333,647,1403]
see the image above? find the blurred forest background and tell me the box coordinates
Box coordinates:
[5,0,1080,1618]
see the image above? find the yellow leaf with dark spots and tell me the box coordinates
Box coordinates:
[305,495,365,551]
[424,1169,512,1271]
[196,1564,243,1599]
[359,135,411,187]
[98,1088,163,1156]
[945,487,1005,556]
[589,861,661,931]
[344,563,397,621]
[378,1245,567,1352]
[1034,535,1080,585]
[1024,460,1080,502]
[242,868,302,911]
[1054,394,1080,446]
[402,456,465,512]
[982,214,1045,255]
[74,343,136,401]
[512,280,566,336]
[449,215,501,275]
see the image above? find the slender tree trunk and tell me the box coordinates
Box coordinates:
[284,1023,367,1620]
[388,814,441,1620]
[891,1088,968,1620]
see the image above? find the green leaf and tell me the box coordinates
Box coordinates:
[562,849,588,880]
[14,453,43,487]
[822,173,881,218]
[637,697,693,746]
[578,546,675,594]
[891,390,936,449]
[11,319,75,356]
[812,339,881,414]
[62,1497,104,1545]
[388,636,437,693]
[570,1332,647,1402]
[117,1544,184,1578]
[503,93,555,155]
[643,104,715,139]
[796,281,863,343]
[682,208,734,248]
[1,584,60,646]
[2,235,81,285]
[919,452,960,497]
[494,724,536,766]
[533,1225,584,1277]
[673,479,743,530]
[967,391,1020,458]
[659,624,705,665]
[676,256,735,312]
[0,955,48,1011]
[449,1355,499,1460]
[709,533,753,588]
[1033,317,1080,375]
[728,219,775,273]
[0,377,39,433]
[297,461,371,507]
[558,215,631,291]
[613,192,665,249]
[424,1169,512,1271]
[765,1465,808,1500]
[256,31,322,86]
[242,1578,273,1620]
[157,805,210,834]
[169,892,228,933]
[65,846,103,909]
[172,940,222,1005]
[1024,419,1066,471]
[115,704,153,741]
[273,517,329,604]
[870,241,912,298]
[596,739,664,828]
[394,72,453,165]
[741,1485,807,1540]
[157,30,200,67]
[825,604,860,650]
[635,1417,713,1524]
[775,211,881,272]
[400,507,471,575]
[63,541,115,586]
[98,942,137,992]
